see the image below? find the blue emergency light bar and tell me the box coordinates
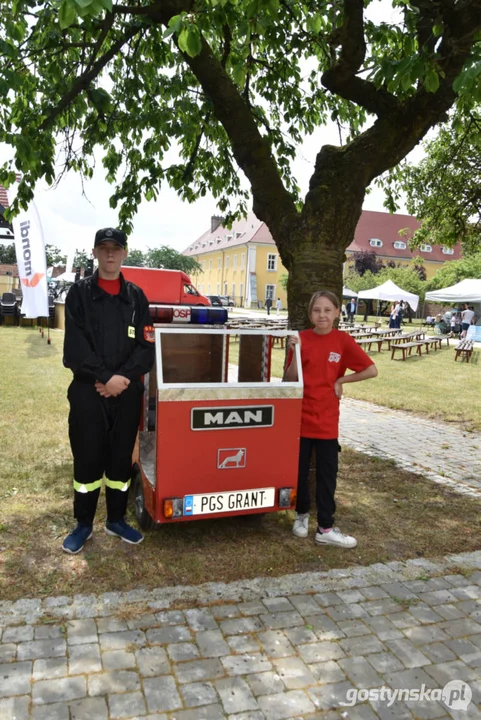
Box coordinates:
[149,305,228,325]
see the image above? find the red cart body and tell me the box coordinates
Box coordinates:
[132,325,303,527]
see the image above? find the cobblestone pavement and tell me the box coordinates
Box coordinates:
[340,399,481,496]
[1,552,481,720]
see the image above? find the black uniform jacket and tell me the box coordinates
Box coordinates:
[63,270,155,384]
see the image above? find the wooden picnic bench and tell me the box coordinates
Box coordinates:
[391,341,425,360]
[355,338,384,352]
[382,329,403,336]
[390,330,425,345]
[454,339,474,362]
[427,335,450,348]
[419,337,443,353]
[390,334,409,346]
[407,330,425,341]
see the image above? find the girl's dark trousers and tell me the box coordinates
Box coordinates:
[295,437,340,529]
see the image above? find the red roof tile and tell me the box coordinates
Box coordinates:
[183,213,271,255]
[350,210,462,262]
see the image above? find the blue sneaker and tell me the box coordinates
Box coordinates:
[62,524,93,554]
[104,519,143,545]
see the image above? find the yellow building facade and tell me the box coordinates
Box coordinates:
[184,215,288,308]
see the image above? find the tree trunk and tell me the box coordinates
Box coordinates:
[285,231,347,329]
[260,146,366,330]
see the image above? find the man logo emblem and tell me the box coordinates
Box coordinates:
[191,405,274,430]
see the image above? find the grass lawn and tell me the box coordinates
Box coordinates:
[1,325,480,602]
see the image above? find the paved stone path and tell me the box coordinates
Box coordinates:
[340,398,481,497]
[1,553,481,720]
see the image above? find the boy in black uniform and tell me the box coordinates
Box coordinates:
[62,228,155,554]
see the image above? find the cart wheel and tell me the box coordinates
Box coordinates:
[131,467,155,531]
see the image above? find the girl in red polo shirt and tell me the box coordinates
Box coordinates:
[284,290,377,548]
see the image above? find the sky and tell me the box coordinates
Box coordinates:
[1,0,423,260]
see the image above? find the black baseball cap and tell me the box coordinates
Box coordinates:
[94,228,127,248]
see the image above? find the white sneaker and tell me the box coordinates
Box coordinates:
[315,527,357,548]
[292,513,309,538]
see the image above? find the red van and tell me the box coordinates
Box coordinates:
[121,267,210,306]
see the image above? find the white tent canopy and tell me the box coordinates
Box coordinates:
[342,287,358,298]
[357,279,419,311]
[425,279,481,304]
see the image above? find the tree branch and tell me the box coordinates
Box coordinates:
[410,0,439,53]
[39,22,142,132]
[182,121,207,183]
[402,0,481,138]
[179,37,299,244]
[337,0,481,187]
[85,11,116,74]
[321,0,399,116]
[220,23,231,68]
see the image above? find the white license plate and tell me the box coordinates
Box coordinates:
[183,487,275,516]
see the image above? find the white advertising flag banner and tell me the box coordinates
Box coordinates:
[12,200,49,318]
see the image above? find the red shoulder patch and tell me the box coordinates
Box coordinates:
[144,325,155,343]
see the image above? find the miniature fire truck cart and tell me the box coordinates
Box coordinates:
[132,323,303,528]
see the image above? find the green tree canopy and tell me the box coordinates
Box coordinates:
[145,246,201,274]
[426,253,481,290]
[0,243,16,264]
[399,113,481,255]
[124,245,202,272]
[2,0,481,325]
[125,249,146,267]
[45,244,66,266]
[73,250,90,268]
[344,261,427,301]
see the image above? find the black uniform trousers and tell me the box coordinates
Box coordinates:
[295,437,340,529]
[68,379,142,526]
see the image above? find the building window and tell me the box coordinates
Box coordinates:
[369,238,383,247]
[265,284,275,300]
[442,246,454,255]
[208,284,211,293]
[267,254,278,271]
[393,241,406,250]
[209,259,212,270]
[225,256,229,268]
[420,244,432,252]
[240,283,243,302]
[216,283,220,293]
[233,254,237,270]
[217,257,221,268]
[232,283,235,298]
[241,253,245,269]
[224,282,228,294]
